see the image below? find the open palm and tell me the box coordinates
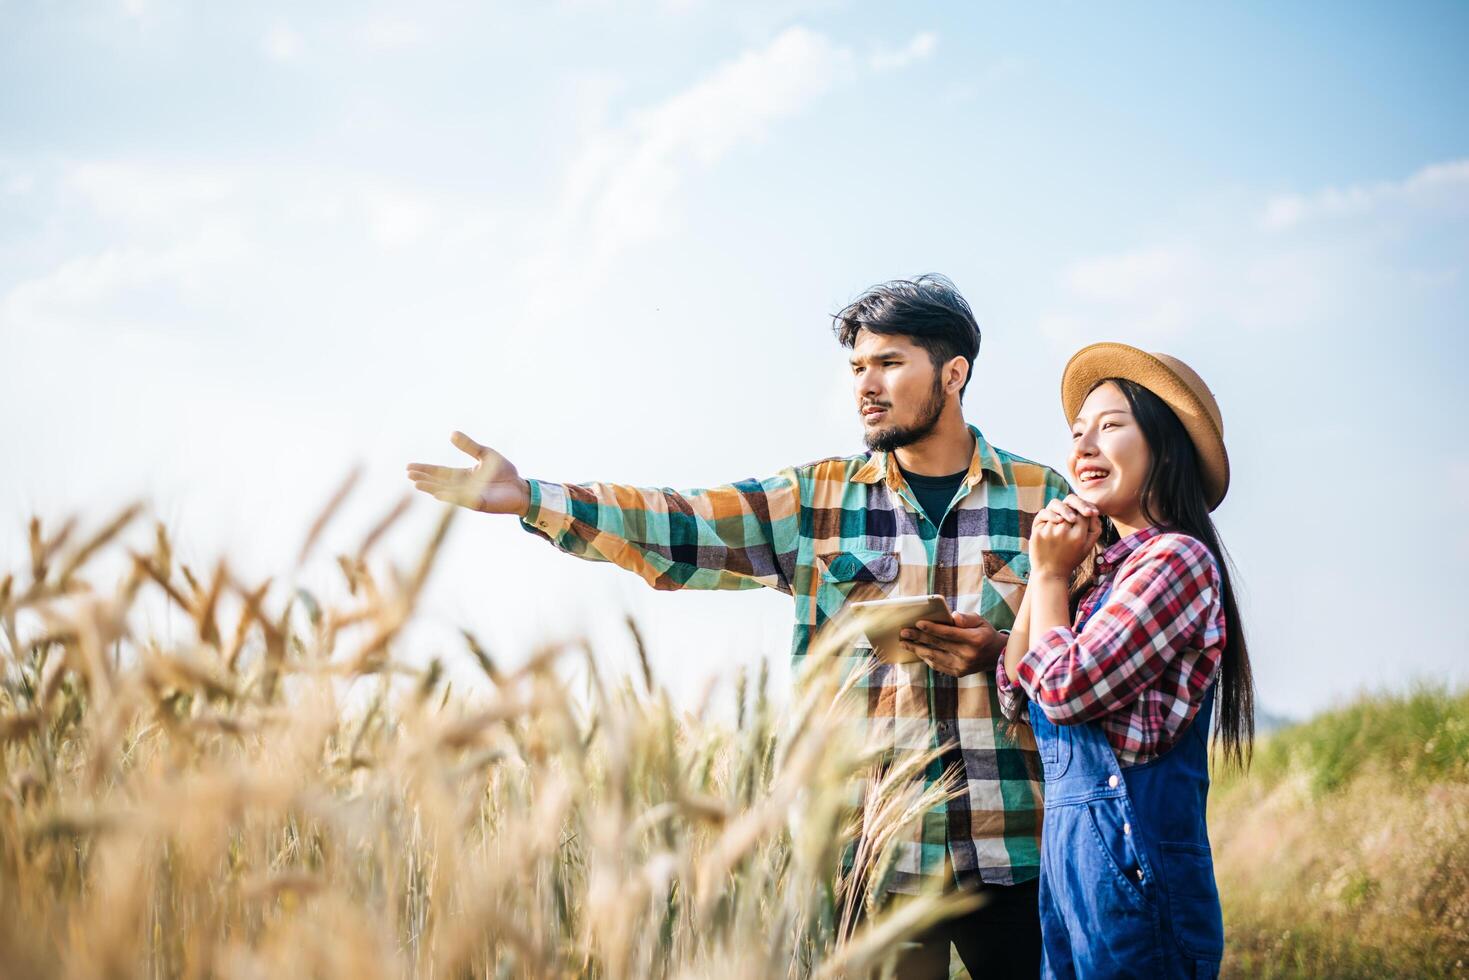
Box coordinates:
[405,432,530,515]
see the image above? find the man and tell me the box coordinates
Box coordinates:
[406,275,1068,977]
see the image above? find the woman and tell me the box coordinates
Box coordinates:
[996,343,1254,979]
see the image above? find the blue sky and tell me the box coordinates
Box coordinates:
[2,1,1466,718]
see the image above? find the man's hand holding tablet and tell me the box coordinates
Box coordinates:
[849,594,1007,677]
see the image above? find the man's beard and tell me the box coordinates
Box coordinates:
[864,376,947,453]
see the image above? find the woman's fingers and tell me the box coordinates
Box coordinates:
[1064,493,1099,518]
[1057,517,1091,542]
[1039,501,1069,523]
[1043,500,1081,524]
[1042,494,1101,526]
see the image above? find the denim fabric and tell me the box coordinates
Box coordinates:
[1029,682,1224,978]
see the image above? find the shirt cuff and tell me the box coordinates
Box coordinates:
[995,649,1024,721]
[519,480,574,539]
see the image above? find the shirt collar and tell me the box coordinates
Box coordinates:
[851,424,1008,490]
[1097,524,1166,572]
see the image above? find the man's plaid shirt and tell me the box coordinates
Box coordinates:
[521,425,1069,892]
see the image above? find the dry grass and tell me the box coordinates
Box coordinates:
[0,496,974,980]
[1209,687,1469,978]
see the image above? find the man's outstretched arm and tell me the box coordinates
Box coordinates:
[406,432,800,594]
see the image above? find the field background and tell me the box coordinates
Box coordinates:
[2,508,1465,979]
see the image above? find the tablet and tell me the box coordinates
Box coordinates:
[847,594,954,664]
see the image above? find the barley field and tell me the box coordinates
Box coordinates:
[0,498,976,980]
[1,498,1464,979]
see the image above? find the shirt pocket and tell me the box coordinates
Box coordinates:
[816,549,899,605]
[981,549,1030,622]
[982,549,1030,584]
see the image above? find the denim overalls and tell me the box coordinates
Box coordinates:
[1028,589,1225,979]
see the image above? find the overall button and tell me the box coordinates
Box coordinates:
[1135,869,1145,882]
[1107,774,1119,788]
[1123,821,1131,835]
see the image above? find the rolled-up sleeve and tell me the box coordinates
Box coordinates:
[995,652,1027,722]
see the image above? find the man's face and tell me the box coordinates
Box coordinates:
[850,330,947,452]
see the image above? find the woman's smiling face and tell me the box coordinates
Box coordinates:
[1070,381,1152,529]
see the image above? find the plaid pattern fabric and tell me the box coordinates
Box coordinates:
[995,526,1225,767]
[521,425,1069,892]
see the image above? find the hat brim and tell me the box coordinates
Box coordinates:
[1061,342,1230,510]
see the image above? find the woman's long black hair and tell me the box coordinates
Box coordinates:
[1074,377,1255,769]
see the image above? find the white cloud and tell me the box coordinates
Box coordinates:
[263,22,304,62]
[0,159,488,352]
[868,31,937,72]
[1040,158,1469,348]
[1,226,246,336]
[526,26,861,296]
[1262,158,1469,230]
[639,26,853,162]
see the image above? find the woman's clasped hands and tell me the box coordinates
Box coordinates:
[1030,493,1103,579]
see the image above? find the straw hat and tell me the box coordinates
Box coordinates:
[1061,342,1230,510]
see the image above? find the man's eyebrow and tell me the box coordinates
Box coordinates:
[849,349,905,365]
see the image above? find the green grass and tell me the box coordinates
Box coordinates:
[1215,684,1469,797]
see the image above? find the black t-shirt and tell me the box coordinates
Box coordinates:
[898,464,969,529]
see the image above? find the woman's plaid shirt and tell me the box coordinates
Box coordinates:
[995,526,1226,766]
[521,426,1069,893]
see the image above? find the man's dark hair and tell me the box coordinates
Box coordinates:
[832,274,982,398]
